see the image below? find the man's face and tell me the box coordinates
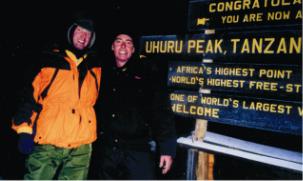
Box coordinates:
[72,26,92,50]
[112,34,135,64]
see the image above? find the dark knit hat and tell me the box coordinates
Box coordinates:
[75,18,95,32]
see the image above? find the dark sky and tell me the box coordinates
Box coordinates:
[1,0,188,49]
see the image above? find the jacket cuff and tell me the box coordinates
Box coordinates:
[12,122,33,134]
[158,137,177,158]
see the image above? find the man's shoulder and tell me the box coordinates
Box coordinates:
[40,41,63,56]
[86,50,101,68]
[40,46,69,69]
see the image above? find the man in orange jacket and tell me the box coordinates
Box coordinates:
[12,18,101,180]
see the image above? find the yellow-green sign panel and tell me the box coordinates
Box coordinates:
[140,30,301,64]
[168,61,301,100]
[170,90,302,135]
[188,0,302,31]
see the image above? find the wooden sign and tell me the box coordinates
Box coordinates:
[140,30,301,64]
[139,30,302,135]
[188,0,302,31]
[170,90,302,135]
[167,61,302,100]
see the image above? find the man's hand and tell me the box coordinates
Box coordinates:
[159,155,173,174]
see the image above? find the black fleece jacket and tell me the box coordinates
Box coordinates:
[97,56,176,157]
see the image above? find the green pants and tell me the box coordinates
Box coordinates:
[24,144,92,180]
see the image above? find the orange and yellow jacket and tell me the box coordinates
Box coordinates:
[12,48,101,148]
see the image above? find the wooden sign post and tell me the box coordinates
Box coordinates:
[193,119,214,180]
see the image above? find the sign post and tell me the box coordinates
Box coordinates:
[193,119,214,180]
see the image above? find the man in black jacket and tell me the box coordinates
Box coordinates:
[97,33,176,179]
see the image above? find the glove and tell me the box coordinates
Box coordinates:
[18,133,34,155]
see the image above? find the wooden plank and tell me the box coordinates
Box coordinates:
[177,132,302,172]
[194,119,207,180]
[168,61,302,100]
[140,30,301,64]
[196,152,209,180]
[170,90,302,135]
[203,132,301,163]
[188,0,302,31]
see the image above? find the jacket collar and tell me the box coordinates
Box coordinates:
[65,49,87,67]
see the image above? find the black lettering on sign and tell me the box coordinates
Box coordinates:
[170,90,302,135]
[188,0,302,31]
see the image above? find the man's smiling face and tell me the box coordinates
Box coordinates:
[112,34,135,67]
[72,26,92,50]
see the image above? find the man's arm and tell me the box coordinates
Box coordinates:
[147,61,177,174]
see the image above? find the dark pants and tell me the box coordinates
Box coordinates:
[98,146,155,180]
